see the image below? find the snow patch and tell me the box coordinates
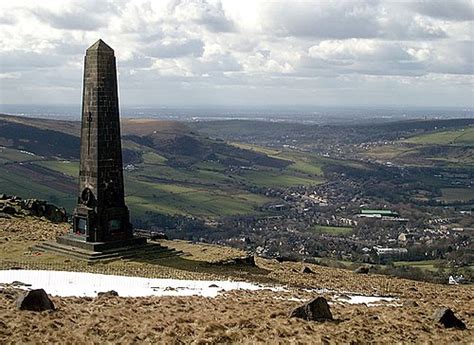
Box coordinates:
[335,294,398,305]
[0,270,282,298]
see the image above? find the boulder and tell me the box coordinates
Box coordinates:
[20,199,67,223]
[300,266,314,274]
[354,266,370,274]
[433,308,466,330]
[44,204,67,223]
[232,256,256,266]
[97,290,119,298]
[289,297,333,322]
[16,289,55,311]
[217,255,256,267]
[0,205,17,215]
[275,255,299,263]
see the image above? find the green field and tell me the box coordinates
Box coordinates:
[0,125,333,220]
[231,142,327,177]
[0,115,332,220]
[234,149,327,187]
[365,145,417,160]
[231,142,285,157]
[0,146,41,163]
[393,260,441,272]
[0,141,329,218]
[439,188,474,202]
[241,169,322,188]
[364,126,474,168]
[142,151,168,165]
[310,225,353,235]
[289,160,324,175]
[405,127,474,146]
[35,160,79,177]
[0,165,76,210]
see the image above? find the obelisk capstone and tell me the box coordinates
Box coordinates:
[70,39,132,243]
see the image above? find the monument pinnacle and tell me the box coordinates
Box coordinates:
[86,39,114,52]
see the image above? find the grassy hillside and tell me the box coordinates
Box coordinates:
[0,114,326,219]
[364,125,474,168]
[439,188,474,203]
[404,126,474,146]
[25,148,325,218]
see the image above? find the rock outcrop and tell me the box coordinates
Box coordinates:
[0,195,67,223]
[97,290,119,298]
[354,266,370,274]
[16,289,55,311]
[289,297,333,322]
[300,266,314,274]
[432,308,466,330]
[215,255,256,267]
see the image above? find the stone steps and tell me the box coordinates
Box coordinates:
[32,241,182,263]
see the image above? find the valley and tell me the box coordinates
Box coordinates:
[0,114,472,283]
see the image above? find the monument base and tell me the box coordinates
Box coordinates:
[56,234,146,252]
[31,234,183,263]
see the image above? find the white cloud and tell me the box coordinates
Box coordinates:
[0,0,472,107]
[412,0,474,22]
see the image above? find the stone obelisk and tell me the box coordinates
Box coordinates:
[63,39,141,247]
[34,40,149,259]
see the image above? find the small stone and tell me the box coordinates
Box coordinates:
[11,281,32,287]
[404,300,419,307]
[433,308,466,330]
[289,297,333,322]
[16,289,55,311]
[97,290,119,297]
[354,266,370,274]
[300,266,314,274]
[217,255,256,267]
[338,294,351,301]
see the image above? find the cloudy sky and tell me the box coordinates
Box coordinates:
[0,0,473,108]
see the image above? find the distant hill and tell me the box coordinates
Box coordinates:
[188,118,474,145]
[0,114,321,217]
[0,114,290,169]
[121,119,290,168]
[0,115,80,159]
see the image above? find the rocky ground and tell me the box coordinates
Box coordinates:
[0,215,472,343]
[0,195,67,224]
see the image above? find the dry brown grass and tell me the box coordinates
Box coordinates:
[0,216,473,343]
[0,288,472,344]
[159,239,248,263]
[0,216,68,243]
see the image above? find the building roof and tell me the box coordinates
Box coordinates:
[360,209,399,216]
